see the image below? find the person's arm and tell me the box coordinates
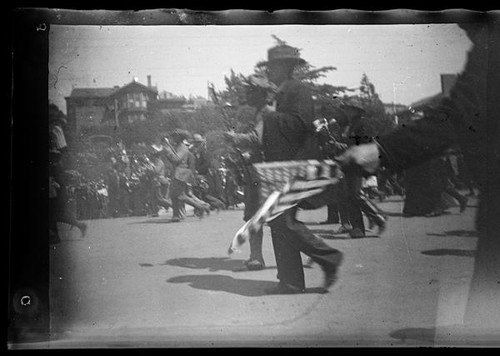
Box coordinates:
[162,143,183,165]
[335,107,458,174]
[376,110,457,171]
[225,130,260,148]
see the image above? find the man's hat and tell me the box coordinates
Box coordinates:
[257,44,307,68]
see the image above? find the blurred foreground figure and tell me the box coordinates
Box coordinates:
[338,22,500,332]
[255,42,343,294]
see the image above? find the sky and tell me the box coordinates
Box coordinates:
[49,23,472,114]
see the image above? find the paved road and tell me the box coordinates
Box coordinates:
[41,196,499,347]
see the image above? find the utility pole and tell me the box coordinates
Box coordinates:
[114,98,120,128]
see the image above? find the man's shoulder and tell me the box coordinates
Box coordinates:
[281,78,305,89]
[280,79,311,95]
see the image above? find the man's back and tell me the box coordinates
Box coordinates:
[262,79,321,162]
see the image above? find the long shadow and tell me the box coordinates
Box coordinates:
[421,249,475,257]
[308,229,351,240]
[389,327,436,344]
[308,229,380,240]
[127,218,182,225]
[427,229,478,238]
[161,256,276,272]
[167,274,325,297]
[382,211,406,217]
[383,211,456,218]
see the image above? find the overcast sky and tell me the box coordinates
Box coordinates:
[49,23,472,113]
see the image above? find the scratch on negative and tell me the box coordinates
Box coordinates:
[399,203,412,264]
[52,65,67,89]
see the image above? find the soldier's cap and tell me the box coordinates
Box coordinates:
[257,44,307,68]
[151,144,163,152]
[192,133,206,142]
[171,128,192,141]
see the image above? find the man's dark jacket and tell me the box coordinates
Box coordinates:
[262,79,322,162]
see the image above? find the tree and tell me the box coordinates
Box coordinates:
[358,73,385,116]
[220,69,247,107]
[347,74,396,137]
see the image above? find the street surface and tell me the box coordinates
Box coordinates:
[39,196,499,347]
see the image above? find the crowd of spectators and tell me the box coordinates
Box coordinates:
[68,133,245,221]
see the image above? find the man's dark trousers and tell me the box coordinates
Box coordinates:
[268,207,343,290]
[344,172,384,234]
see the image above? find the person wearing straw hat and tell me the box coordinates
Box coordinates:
[254,41,343,294]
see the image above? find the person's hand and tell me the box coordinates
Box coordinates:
[335,143,381,174]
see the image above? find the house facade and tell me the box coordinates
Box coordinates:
[65,76,159,140]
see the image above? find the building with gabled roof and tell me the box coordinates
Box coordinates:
[65,76,159,141]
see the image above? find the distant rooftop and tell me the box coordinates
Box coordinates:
[68,78,158,99]
[69,87,119,98]
[409,74,458,110]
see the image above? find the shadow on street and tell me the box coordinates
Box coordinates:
[127,218,192,224]
[420,249,476,257]
[161,256,277,272]
[167,274,325,296]
[308,229,380,240]
[389,327,436,344]
[427,229,478,238]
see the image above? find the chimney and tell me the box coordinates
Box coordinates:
[147,75,152,88]
[441,74,458,97]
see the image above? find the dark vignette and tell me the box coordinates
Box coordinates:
[8,6,498,347]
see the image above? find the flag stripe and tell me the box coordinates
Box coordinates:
[228,160,342,255]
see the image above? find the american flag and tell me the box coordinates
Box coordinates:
[228,159,343,254]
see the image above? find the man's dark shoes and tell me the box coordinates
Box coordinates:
[376,216,387,235]
[333,225,351,234]
[349,227,365,239]
[322,253,343,292]
[79,223,88,238]
[265,283,305,295]
[459,197,468,213]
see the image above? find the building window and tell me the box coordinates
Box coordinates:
[127,93,134,109]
